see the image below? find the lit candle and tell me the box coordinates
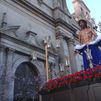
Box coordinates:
[65,56,69,67]
[60,64,64,72]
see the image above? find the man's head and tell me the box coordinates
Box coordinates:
[78,19,87,29]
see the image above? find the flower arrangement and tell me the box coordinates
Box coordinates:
[40,65,101,93]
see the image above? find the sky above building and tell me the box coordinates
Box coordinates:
[66,0,101,25]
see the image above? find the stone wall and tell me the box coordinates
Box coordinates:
[0,0,83,101]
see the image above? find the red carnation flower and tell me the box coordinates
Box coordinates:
[56,78,59,82]
[89,75,93,78]
[51,80,54,84]
[59,83,62,87]
[69,79,72,83]
[95,74,99,78]
[48,85,52,89]
[65,76,69,79]
[81,70,84,72]
[65,81,68,85]
[84,75,88,80]
[84,71,88,75]
[47,80,50,84]
[93,68,97,72]
[73,74,77,78]
[78,72,82,75]
[96,65,101,68]
[73,79,77,83]
[61,78,64,81]
[98,67,101,71]
[79,76,83,80]
[75,72,79,75]
[54,84,57,88]
[69,75,73,79]
[89,71,93,74]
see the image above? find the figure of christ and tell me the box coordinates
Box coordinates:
[75,19,101,70]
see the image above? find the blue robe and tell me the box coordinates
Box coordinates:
[75,35,101,70]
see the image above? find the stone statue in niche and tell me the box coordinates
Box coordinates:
[0,12,21,37]
[1,12,7,28]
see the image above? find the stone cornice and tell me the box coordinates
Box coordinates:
[11,0,79,33]
[12,0,55,26]
[55,18,80,40]
[53,7,71,18]
[0,32,57,58]
[55,18,78,33]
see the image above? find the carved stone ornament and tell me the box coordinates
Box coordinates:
[0,26,20,37]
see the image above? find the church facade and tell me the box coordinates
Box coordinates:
[0,0,83,101]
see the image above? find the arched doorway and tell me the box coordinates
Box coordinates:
[13,62,41,101]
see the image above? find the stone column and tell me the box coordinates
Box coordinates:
[0,46,6,78]
[56,35,72,75]
[3,48,15,101]
[68,39,77,73]
[0,46,6,101]
[56,35,66,65]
